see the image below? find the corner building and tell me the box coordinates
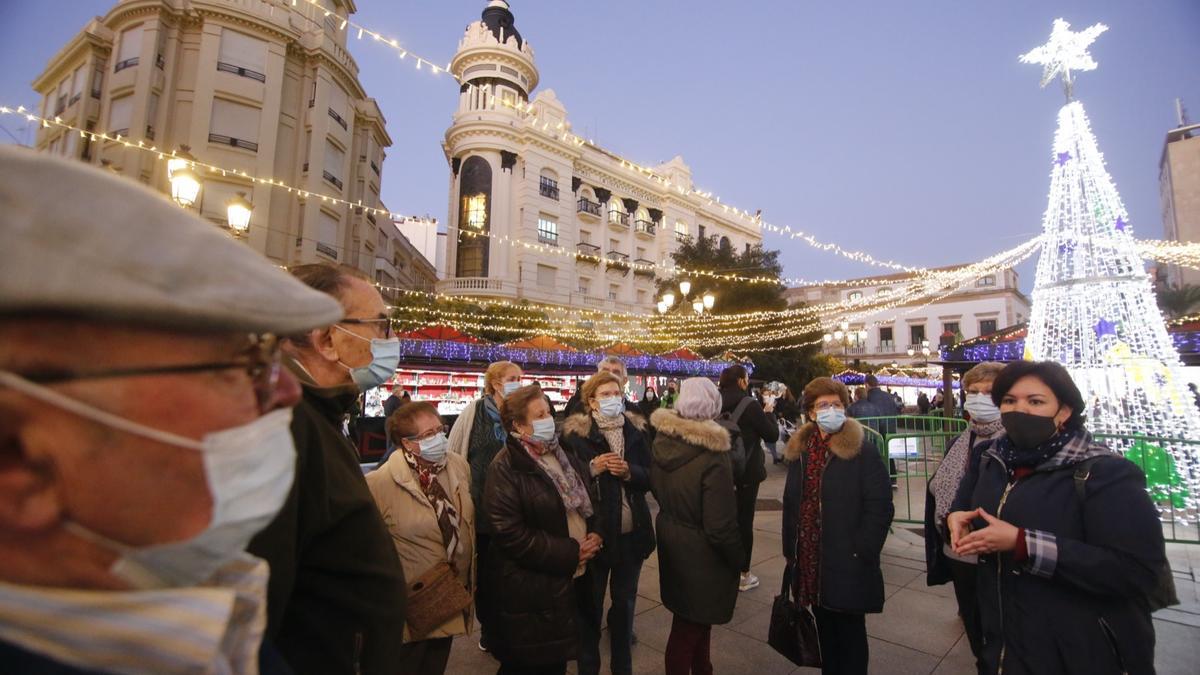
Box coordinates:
[30,0,434,287]
[441,1,763,314]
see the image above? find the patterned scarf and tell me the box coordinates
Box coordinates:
[483,396,506,442]
[519,435,594,519]
[593,411,626,457]
[997,427,1076,470]
[930,417,1005,528]
[402,449,461,562]
[794,430,830,608]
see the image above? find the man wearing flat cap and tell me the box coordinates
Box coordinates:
[246,261,409,675]
[0,145,343,673]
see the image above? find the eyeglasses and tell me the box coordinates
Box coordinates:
[340,317,394,339]
[12,333,283,410]
[814,401,845,412]
[403,425,449,442]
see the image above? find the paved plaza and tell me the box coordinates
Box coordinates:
[444,460,1200,674]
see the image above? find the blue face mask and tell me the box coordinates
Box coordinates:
[416,432,448,465]
[502,381,522,397]
[598,396,624,418]
[816,407,846,434]
[335,325,400,392]
[531,416,556,442]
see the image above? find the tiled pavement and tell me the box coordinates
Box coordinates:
[444,461,1200,674]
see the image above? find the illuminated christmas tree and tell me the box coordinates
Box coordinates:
[1022,20,1200,516]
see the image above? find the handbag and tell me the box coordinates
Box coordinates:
[767,564,822,667]
[405,560,473,640]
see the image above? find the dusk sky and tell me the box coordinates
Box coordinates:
[3,1,1198,292]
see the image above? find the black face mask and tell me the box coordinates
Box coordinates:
[1001,410,1061,450]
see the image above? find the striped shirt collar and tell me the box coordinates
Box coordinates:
[0,553,269,675]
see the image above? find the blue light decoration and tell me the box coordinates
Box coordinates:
[942,330,1200,363]
[394,338,744,377]
[834,371,958,390]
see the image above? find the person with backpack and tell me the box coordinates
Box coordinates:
[947,361,1173,675]
[717,365,779,592]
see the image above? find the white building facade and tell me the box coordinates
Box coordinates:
[439,1,762,315]
[786,267,1031,366]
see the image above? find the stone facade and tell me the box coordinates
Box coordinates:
[1161,123,1200,288]
[30,0,432,287]
[440,1,763,315]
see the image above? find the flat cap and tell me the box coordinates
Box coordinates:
[0,146,343,334]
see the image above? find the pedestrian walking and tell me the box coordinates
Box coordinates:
[717,365,779,592]
[650,378,742,675]
[367,402,475,675]
[923,362,1006,674]
[562,372,656,675]
[947,361,1172,675]
[485,385,602,675]
[783,377,894,675]
[446,360,523,652]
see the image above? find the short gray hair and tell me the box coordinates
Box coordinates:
[676,377,722,420]
[597,356,628,382]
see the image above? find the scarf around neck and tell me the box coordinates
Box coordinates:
[401,449,460,562]
[997,427,1075,470]
[482,395,506,442]
[593,411,626,458]
[519,435,594,519]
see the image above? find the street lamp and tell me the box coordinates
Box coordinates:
[657,301,668,314]
[170,165,201,208]
[702,292,715,310]
[167,145,195,182]
[679,280,692,297]
[226,191,253,236]
[661,292,675,308]
[692,300,704,314]
[840,320,850,332]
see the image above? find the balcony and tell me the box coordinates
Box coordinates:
[114,57,138,73]
[216,61,266,83]
[607,211,629,228]
[876,341,897,354]
[577,198,601,219]
[635,219,656,236]
[605,251,631,275]
[537,231,559,246]
[633,258,656,277]
[436,276,518,300]
[156,53,165,69]
[322,170,344,191]
[575,242,601,264]
[539,178,559,200]
[315,242,338,260]
[370,160,380,176]
[208,133,258,152]
[328,107,348,131]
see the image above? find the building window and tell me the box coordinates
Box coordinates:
[848,291,863,302]
[879,326,894,350]
[608,200,628,226]
[327,85,349,131]
[578,278,591,296]
[608,284,619,301]
[943,322,960,336]
[107,95,133,136]
[70,66,85,105]
[464,195,487,229]
[536,264,556,288]
[910,324,926,346]
[456,156,492,278]
[719,235,731,251]
[636,289,647,305]
[217,29,267,82]
[674,220,688,242]
[539,174,559,200]
[209,99,261,152]
[537,216,558,245]
[877,287,892,297]
[979,319,998,335]
[114,25,142,72]
[976,275,996,287]
[316,211,339,260]
[697,224,706,240]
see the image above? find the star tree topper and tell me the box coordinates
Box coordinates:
[1020,18,1108,100]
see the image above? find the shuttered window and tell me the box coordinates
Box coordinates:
[115,25,142,70]
[209,99,260,151]
[323,141,345,189]
[317,211,340,259]
[71,67,85,98]
[536,264,556,288]
[107,95,133,135]
[217,29,266,81]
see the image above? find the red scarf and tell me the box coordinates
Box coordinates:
[794,431,829,608]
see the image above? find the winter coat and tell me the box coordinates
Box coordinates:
[719,387,779,486]
[773,397,801,425]
[447,397,506,534]
[247,368,406,675]
[782,418,894,614]
[560,411,656,563]
[483,435,600,666]
[951,435,1167,675]
[866,387,900,416]
[365,450,476,642]
[649,409,742,625]
[0,638,295,675]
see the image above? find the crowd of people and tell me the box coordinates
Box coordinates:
[0,147,1175,675]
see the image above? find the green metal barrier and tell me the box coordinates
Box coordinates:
[854,416,1200,544]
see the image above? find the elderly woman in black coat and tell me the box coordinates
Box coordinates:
[783,377,894,675]
[484,384,603,675]
[947,361,1171,675]
[560,372,655,675]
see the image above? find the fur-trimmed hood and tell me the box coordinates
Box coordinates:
[650,408,730,453]
[561,410,646,439]
[785,417,865,462]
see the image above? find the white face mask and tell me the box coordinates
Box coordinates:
[964,392,1001,423]
[0,371,296,589]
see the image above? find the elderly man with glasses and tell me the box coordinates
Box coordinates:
[0,146,343,674]
[247,263,408,674]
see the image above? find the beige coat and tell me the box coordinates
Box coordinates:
[366,450,476,642]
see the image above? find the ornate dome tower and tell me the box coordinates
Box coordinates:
[442,1,539,288]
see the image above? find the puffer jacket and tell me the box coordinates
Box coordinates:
[782,418,893,614]
[365,450,475,642]
[951,433,1168,675]
[560,411,656,564]
[482,436,600,666]
[649,409,742,625]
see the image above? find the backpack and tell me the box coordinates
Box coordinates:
[717,397,754,483]
[1072,456,1179,612]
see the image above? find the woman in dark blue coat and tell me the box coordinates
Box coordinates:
[947,361,1172,675]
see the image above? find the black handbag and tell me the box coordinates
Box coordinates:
[768,564,822,668]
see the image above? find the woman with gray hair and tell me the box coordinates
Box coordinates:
[923,361,1006,673]
[649,377,742,674]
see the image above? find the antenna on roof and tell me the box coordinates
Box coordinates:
[1176,98,1190,128]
